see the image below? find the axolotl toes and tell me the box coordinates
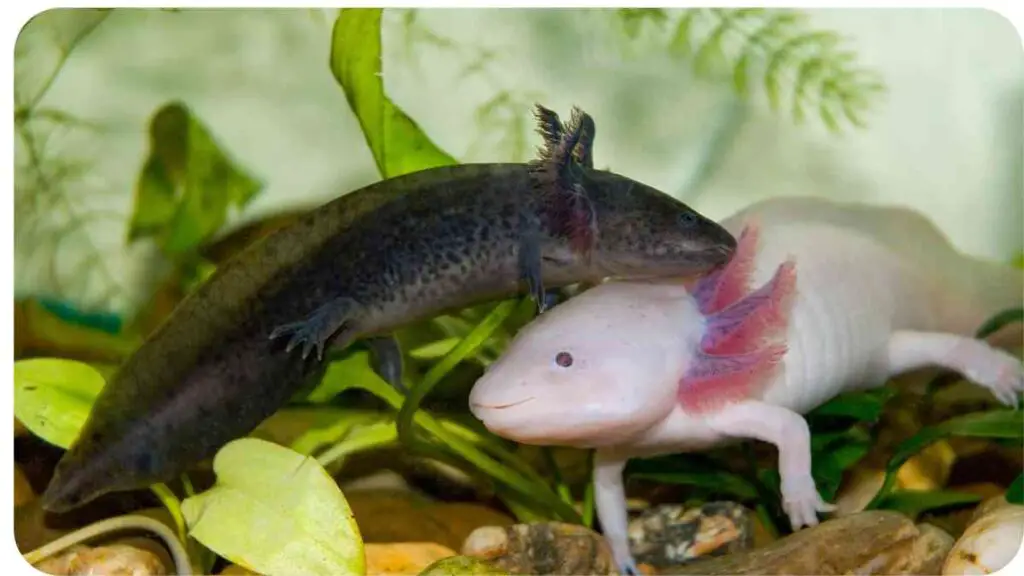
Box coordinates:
[469,197,1024,574]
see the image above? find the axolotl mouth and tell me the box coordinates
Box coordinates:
[468,395,539,439]
[470,397,535,410]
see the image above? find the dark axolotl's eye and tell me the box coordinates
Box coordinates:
[554,351,574,368]
[679,211,698,227]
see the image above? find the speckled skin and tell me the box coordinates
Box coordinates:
[42,161,736,512]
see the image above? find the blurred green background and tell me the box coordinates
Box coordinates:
[15,7,1023,322]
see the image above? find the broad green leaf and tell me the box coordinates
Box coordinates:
[181,438,364,576]
[1008,473,1023,505]
[330,8,457,178]
[875,489,982,519]
[867,410,1024,509]
[13,358,105,448]
[128,102,262,257]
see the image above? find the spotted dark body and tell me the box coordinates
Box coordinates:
[42,110,736,513]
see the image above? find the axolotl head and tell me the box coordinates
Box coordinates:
[470,222,800,449]
[468,282,702,448]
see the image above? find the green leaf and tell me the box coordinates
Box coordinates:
[128,102,262,257]
[811,430,871,501]
[808,387,895,422]
[668,10,698,57]
[1008,473,1023,505]
[889,410,1024,467]
[617,8,669,39]
[975,307,1023,339]
[408,337,461,360]
[287,408,392,455]
[330,8,457,178]
[315,421,398,469]
[397,299,526,449]
[303,350,382,403]
[13,358,105,449]
[867,410,1024,509]
[181,438,364,576]
[628,453,760,500]
[875,489,982,520]
[630,471,759,500]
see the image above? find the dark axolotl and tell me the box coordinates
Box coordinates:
[41,105,737,512]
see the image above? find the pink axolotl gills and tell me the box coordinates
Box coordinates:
[468,196,1023,574]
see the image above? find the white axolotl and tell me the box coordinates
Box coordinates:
[468,196,1023,574]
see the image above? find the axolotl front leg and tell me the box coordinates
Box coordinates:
[593,400,835,574]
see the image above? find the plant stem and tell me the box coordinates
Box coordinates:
[150,483,187,545]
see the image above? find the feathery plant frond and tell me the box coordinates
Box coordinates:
[617,8,887,132]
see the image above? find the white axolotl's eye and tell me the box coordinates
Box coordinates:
[553,351,574,368]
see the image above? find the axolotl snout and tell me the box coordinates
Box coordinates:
[469,196,1024,574]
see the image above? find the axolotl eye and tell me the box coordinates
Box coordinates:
[554,351,573,368]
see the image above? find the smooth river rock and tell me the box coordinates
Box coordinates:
[667,511,953,575]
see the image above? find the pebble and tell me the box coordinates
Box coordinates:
[942,496,1024,575]
[666,511,953,574]
[346,489,515,550]
[32,544,167,576]
[627,501,754,568]
[365,542,457,576]
[462,522,617,575]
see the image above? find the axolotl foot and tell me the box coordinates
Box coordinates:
[958,341,1024,409]
[269,297,359,361]
[618,558,640,576]
[781,471,838,530]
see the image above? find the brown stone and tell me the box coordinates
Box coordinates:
[32,544,167,576]
[666,511,953,575]
[365,542,456,576]
[627,502,754,568]
[462,522,617,575]
[943,499,1024,575]
[346,490,515,550]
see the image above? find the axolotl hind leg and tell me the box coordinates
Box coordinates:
[887,330,1024,407]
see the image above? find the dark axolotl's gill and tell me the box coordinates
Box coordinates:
[41,105,737,512]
